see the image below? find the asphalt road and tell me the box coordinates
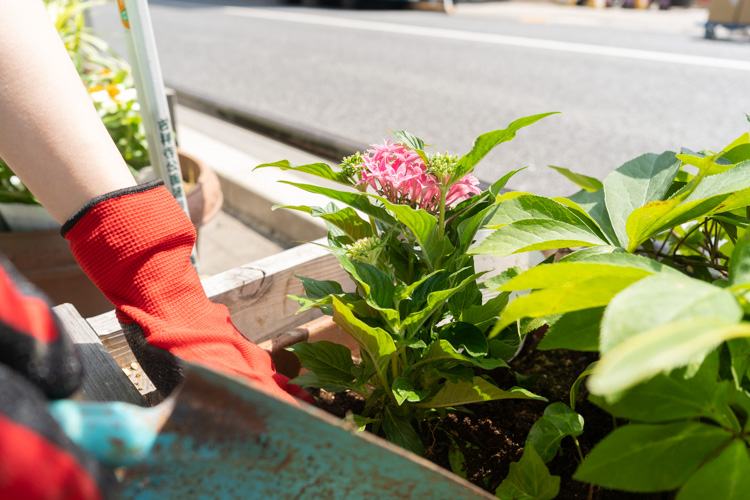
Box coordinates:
[89,1,750,196]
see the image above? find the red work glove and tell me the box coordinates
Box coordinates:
[0,259,114,499]
[62,181,312,405]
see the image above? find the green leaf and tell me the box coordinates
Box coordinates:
[495,444,560,500]
[676,439,750,500]
[279,181,396,225]
[339,258,395,311]
[730,233,750,287]
[558,247,682,275]
[590,373,735,427]
[600,274,743,354]
[288,371,355,392]
[392,377,428,405]
[603,151,681,248]
[483,267,523,291]
[402,273,483,335]
[420,339,509,371]
[296,275,344,300]
[493,274,647,335]
[574,422,732,492]
[332,297,396,371]
[439,322,489,357]
[568,189,619,246]
[723,144,750,164]
[526,403,584,463]
[390,130,425,151]
[570,362,597,411]
[500,263,652,292]
[470,219,607,257]
[589,319,750,396]
[537,307,603,352]
[548,165,603,192]
[483,193,588,229]
[286,341,355,384]
[490,167,528,197]
[276,204,372,241]
[254,159,352,185]
[382,408,424,455]
[460,293,510,329]
[455,112,559,180]
[625,160,750,252]
[419,377,545,408]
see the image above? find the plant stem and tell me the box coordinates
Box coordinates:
[572,436,585,463]
[670,221,704,259]
[438,187,447,240]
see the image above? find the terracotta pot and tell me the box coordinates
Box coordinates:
[259,315,360,378]
[0,151,222,317]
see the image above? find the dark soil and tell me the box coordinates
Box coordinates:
[309,333,673,499]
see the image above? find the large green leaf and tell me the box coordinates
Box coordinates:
[589,319,750,396]
[332,297,396,370]
[499,263,652,292]
[255,159,352,185]
[276,204,372,242]
[568,189,619,246]
[548,165,603,192]
[382,408,424,455]
[454,112,558,181]
[676,439,750,500]
[574,422,732,492]
[469,219,607,257]
[418,339,508,371]
[493,274,647,335]
[482,193,586,229]
[600,275,743,354]
[495,444,560,500]
[419,377,545,408]
[279,181,396,225]
[537,307,604,352]
[589,366,731,424]
[525,403,584,463]
[603,151,681,248]
[558,247,682,275]
[625,160,750,252]
[286,341,355,384]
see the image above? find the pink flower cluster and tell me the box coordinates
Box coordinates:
[358,141,481,213]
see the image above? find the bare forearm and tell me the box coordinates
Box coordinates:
[0,0,135,223]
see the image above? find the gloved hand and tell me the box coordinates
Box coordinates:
[62,181,312,405]
[0,259,114,499]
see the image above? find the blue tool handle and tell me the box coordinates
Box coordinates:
[48,400,169,467]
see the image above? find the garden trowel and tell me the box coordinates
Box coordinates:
[50,361,494,499]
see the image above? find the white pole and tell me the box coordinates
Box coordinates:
[116,0,199,270]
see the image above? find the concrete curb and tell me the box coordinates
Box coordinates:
[168,83,369,163]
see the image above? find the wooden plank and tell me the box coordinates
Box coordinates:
[88,240,354,365]
[53,303,147,407]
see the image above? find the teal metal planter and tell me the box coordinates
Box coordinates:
[52,362,494,499]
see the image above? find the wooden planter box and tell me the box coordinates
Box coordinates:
[56,240,539,499]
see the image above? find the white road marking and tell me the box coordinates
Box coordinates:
[221,7,750,72]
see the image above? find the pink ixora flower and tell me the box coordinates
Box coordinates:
[357,141,481,213]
